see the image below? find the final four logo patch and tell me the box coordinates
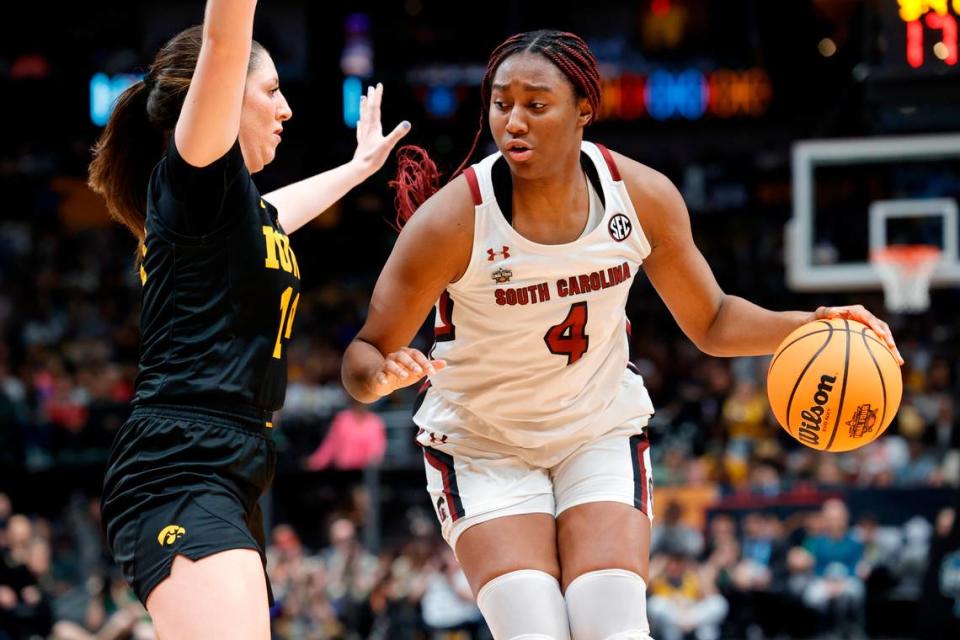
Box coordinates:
[492,267,512,284]
[609,214,632,241]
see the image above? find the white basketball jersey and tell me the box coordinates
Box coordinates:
[422,141,655,450]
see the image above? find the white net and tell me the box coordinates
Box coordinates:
[870,245,942,313]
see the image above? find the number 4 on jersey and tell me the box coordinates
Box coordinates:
[544,302,589,365]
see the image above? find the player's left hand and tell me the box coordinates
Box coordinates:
[812,305,904,365]
[351,83,411,178]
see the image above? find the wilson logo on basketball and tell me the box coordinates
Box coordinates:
[846,404,878,439]
[797,374,837,446]
[157,525,186,547]
[608,214,632,241]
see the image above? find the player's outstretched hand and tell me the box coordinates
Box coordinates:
[352,83,411,178]
[813,305,904,365]
[370,347,446,398]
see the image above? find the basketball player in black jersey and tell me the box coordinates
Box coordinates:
[87,1,410,637]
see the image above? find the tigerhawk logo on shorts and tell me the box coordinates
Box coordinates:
[157,525,186,547]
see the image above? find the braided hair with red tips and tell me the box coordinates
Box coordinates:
[389,30,601,230]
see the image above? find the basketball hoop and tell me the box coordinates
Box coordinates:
[870,245,941,313]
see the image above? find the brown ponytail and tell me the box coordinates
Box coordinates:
[87,25,267,254]
[88,79,164,247]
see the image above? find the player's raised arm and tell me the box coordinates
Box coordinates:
[264,83,412,234]
[174,0,257,167]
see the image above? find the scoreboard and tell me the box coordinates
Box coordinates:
[883,0,960,75]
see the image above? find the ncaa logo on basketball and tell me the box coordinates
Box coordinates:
[608,214,632,241]
[846,404,878,439]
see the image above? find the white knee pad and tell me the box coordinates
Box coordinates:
[564,569,651,640]
[476,569,571,640]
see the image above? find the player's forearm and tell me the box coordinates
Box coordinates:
[266,161,369,234]
[202,0,258,47]
[341,339,386,404]
[699,294,813,356]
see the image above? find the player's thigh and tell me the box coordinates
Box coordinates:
[455,512,561,596]
[146,548,269,640]
[552,426,654,590]
[557,501,651,590]
[417,418,560,595]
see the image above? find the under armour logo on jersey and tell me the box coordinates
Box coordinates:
[429,432,448,444]
[157,525,186,547]
[492,267,513,284]
[487,245,510,261]
[608,214,632,241]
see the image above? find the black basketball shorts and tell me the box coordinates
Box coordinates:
[101,404,276,606]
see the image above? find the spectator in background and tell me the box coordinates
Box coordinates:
[652,501,704,559]
[648,546,728,640]
[724,513,789,639]
[266,524,341,640]
[918,506,960,639]
[266,523,308,616]
[853,512,900,600]
[307,399,387,471]
[721,380,768,486]
[737,513,776,584]
[701,514,737,561]
[0,358,27,478]
[320,518,380,634]
[50,573,151,640]
[420,546,484,636]
[1,513,53,640]
[781,545,818,638]
[367,508,438,639]
[914,355,956,451]
[803,498,866,638]
[897,516,934,597]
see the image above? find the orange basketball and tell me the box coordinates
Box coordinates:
[767,318,902,452]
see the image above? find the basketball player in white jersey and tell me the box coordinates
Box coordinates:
[341,30,901,640]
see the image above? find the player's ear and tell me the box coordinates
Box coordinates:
[576,97,593,127]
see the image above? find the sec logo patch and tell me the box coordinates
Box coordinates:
[609,214,632,241]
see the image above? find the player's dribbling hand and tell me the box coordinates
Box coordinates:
[812,305,904,365]
[370,347,446,398]
[351,83,412,178]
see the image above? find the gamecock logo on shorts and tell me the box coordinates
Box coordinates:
[436,497,448,523]
[157,525,186,547]
[608,214,632,241]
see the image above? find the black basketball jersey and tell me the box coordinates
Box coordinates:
[133,141,301,412]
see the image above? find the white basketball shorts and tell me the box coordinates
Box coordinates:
[413,384,654,549]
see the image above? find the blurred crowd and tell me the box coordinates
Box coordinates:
[4,487,959,639]
[648,498,960,640]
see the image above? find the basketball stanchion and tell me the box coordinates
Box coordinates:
[869,244,942,313]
